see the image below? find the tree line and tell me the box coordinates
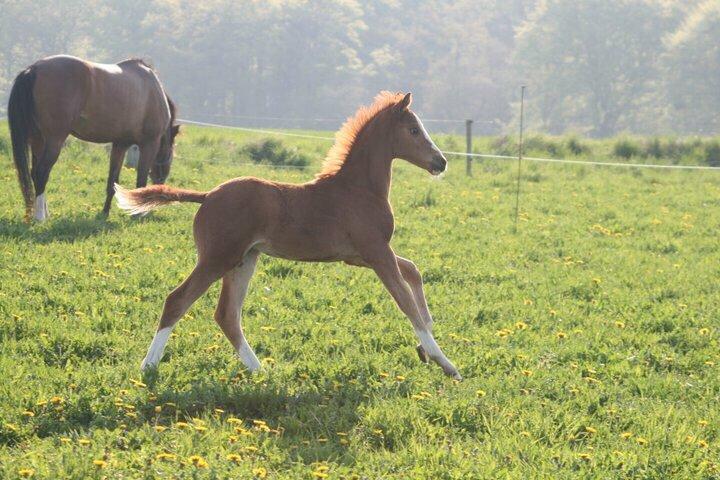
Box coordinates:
[0,0,717,136]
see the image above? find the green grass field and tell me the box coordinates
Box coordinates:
[1,123,719,479]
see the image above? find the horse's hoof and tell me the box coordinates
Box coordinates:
[416,344,429,363]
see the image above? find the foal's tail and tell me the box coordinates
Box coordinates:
[8,67,37,220]
[114,184,207,215]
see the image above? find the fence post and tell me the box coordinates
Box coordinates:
[513,86,526,233]
[465,119,473,176]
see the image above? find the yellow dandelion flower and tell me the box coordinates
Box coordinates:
[214,408,225,414]
[699,420,709,427]
[496,328,512,337]
[636,437,648,445]
[620,432,633,439]
[243,446,259,453]
[520,431,530,437]
[615,321,625,329]
[705,360,715,366]
[227,453,242,463]
[317,437,328,443]
[612,450,624,456]
[156,453,176,461]
[373,429,383,436]
[154,406,162,413]
[49,396,63,405]
[515,321,528,330]
[227,417,243,425]
[78,438,91,446]
[395,375,405,381]
[585,426,597,434]
[228,435,239,443]
[174,422,190,429]
[252,420,267,426]
[698,440,709,448]
[699,328,710,336]
[578,453,592,461]
[35,401,48,407]
[188,455,208,468]
[129,379,146,388]
[194,426,208,432]
[92,460,107,468]
[154,425,167,433]
[60,437,71,444]
[18,469,35,478]
[312,472,329,479]
[549,309,557,316]
[340,438,349,445]
[22,410,35,417]
[521,369,533,377]
[523,298,533,305]
[253,466,267,478]
[556,331,567,339]
[379,372,389,378]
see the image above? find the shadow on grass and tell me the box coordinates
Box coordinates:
[0,211,167,244]
[7,374,376,466]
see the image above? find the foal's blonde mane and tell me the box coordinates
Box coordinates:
[316,91,407,179]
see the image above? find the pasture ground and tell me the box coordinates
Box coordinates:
[0,123,719,479]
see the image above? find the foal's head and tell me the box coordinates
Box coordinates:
[390,93,447,175]
[150,96,180,184]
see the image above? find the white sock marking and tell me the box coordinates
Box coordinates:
[238,337,261,372]
[416,329,461,380]
[141,326,173,370]
[34,194,47,221]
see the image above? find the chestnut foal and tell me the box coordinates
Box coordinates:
[116,92,461,380]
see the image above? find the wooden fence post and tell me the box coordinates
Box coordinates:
[465,119,473,176]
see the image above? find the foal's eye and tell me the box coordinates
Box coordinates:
[410,127,420,135]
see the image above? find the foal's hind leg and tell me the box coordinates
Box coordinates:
[30,136,65,221]
[141,263,223,370]
[214,250,262,372]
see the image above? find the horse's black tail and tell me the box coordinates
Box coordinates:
[8,66,37,221]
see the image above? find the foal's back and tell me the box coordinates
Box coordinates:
[192,177,391,266]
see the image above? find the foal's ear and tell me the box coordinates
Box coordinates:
[396,92,412,111]
[171,124,181,138]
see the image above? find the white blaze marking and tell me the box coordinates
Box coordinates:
[237,338,261,372]
[34,194,47,221]
[413,113,440,151]
[141,326,173,370]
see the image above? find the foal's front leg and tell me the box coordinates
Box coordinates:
[396,256,434,363]
[366,246,461,380]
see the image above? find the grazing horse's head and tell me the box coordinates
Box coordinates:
[151,123,179,184]
[391,93,447,176]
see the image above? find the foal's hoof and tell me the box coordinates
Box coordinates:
[416,344,429,363]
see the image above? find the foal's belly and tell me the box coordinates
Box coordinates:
[253,237,358,263]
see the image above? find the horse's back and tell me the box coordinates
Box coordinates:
[29,55,170,144]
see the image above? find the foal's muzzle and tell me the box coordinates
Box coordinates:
[430,154,448,175]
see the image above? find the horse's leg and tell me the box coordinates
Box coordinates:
[30,136,65,222]
[396,256,435,364]
[214,249,262,372]
[103,143,129,215]
[135,139,160,189]
[29,135,45,219]
[364,245,461,380]
[140,262,224,370]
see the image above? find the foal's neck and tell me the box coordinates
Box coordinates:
[333,123,393,199]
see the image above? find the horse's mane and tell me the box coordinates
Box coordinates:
[121,57,154,70]
[166,95,177,125]
[316,91,407,179]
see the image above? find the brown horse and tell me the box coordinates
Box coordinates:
[116,92,461,380]
[7,55,179,222]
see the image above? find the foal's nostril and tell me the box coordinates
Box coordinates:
[431,155,447,172]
